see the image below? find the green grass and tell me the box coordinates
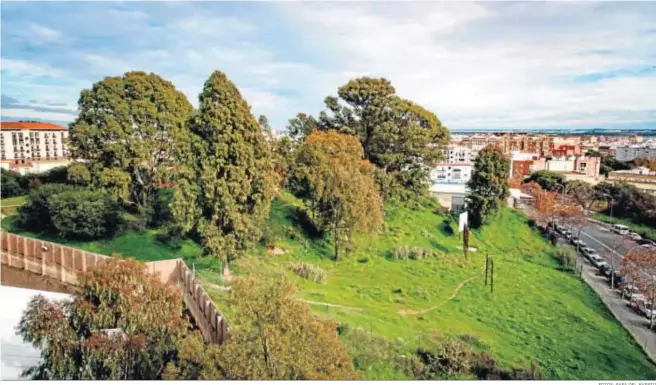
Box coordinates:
[0,195,27,216]
[591,211,656,241]
[2,192,655,380]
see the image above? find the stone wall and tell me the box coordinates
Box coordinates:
[1,231,228,344]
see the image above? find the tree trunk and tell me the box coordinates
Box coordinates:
[334,224,340,261]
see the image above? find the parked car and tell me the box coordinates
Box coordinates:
[638,238,654,246]
[623,284,640,297]
[589,254,604,267]
[598,262,612,277]
[638,300,656,320]
[586,252,602,263]
[612,224,630,235]
[580,247,595,257]
[629,232,642,242]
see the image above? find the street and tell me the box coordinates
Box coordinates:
[567,220,656,360]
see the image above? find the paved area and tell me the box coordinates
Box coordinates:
[560,220,656,360]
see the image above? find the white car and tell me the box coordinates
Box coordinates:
[629,232,642,241]
[580,247,595,256]
[589,255,604,267]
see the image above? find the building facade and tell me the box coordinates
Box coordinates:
[615,145,656,162]
[431,163,473,185]
[0,122,71,174]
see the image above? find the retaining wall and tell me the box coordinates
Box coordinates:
[0,231,228,344]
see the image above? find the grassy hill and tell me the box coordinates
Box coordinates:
[3,192,655,379]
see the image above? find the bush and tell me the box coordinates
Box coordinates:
[34,166,69,184]
[67,163,91,185]
[527,219,536,228]
[151,188,174,226]
[155,225,185,249]
[290,262,327,284]
[391,246,436,261]
[48,189,120,240]
[28,177,41,190]
[18,184,76,232]
[441,219,454,235]
[1,169,28,197]
[435,206,450,215]
[555,248,576,272]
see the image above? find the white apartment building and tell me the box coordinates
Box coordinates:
[615,144,656,162]
[430,163,473,185]
[442,144,487,164]
[0,121,71,175]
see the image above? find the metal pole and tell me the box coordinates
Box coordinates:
[485,254,489,286]
[491,260,494,294]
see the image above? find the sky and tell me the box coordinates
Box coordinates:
[1,1,655,132]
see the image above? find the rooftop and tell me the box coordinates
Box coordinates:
[0,121,68,131]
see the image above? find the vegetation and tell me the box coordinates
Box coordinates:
[524,170,566,192]
[17,258,192,380]
[172,70,276,264]
[47,189,120,240]
[595,181,656,229]
[5,192,656,379]
[66,162,91,185]
[466,145,510,228]
[69,71,193,217]
[293,131,383,259]
[165,274,358,380]
[17,184,119,240]
[314,77,450,200]
[290,262,327,284]
[621,247,656,329]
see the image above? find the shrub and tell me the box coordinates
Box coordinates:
[391,246,436,260]
[48,189,120,240]
[35,166,69,184]
[527,218,536,228]
[28,177,41,190]
[18,184,76,232]
[155,225,185,249]
[67,163,91,186]
[151,188,174,226]
[1,169,27,197]
[555,248,576,272]
[441,220,454,235]
[290,262,327,284]
[435,206,450,215]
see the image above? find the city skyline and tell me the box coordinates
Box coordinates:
[1,2,655,131]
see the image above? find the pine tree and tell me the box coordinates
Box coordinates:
[466,145,510,228]
[172,71,276,263]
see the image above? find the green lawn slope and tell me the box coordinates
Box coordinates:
[2,192,655,380]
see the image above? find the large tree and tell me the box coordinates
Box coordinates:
[17,258,192,380]
[294,131,384,260]
[172,70,276,264]
[466,145,510,228]
[69,71,193,217]
[317,77,450,200]
[524,170,566,192]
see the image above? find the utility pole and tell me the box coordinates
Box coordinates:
[490,259,494,294]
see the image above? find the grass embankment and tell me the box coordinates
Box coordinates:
[2,193,655,379]
[0,195,27,216]
[591,211,656,241]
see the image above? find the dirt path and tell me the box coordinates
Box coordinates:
[398,276,477,316]
[301,299,362,312]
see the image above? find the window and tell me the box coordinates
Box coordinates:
[436,170,446,179]
[453,169,462,180]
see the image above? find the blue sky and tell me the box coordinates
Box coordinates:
[1,1,655,131]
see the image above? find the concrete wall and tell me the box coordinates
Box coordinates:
[0,231,228,344]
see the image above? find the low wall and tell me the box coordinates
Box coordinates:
[0,231,228,344]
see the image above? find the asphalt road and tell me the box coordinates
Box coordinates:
[559,220,656,360]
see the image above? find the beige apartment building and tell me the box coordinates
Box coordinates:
[0,121,71,174]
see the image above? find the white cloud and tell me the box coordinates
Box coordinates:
[1,108,77,122]
[27,23,61,43]
[278,2,656,129]
[1,58,64,78]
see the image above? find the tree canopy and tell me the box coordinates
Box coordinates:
[17,258,191,380]
[466,146,510,228]
[69,71,193,218]
[172,70,277,262]
[294,131,384,259]
[524,170,566,192]
[316,77,450,200]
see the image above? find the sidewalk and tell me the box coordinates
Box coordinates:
[573,244,656,362]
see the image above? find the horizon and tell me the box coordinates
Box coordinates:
[1,2,655,131]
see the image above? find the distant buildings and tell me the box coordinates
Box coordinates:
[607,167,656,195]
[615,143,656,162]
[0,121,71,175]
